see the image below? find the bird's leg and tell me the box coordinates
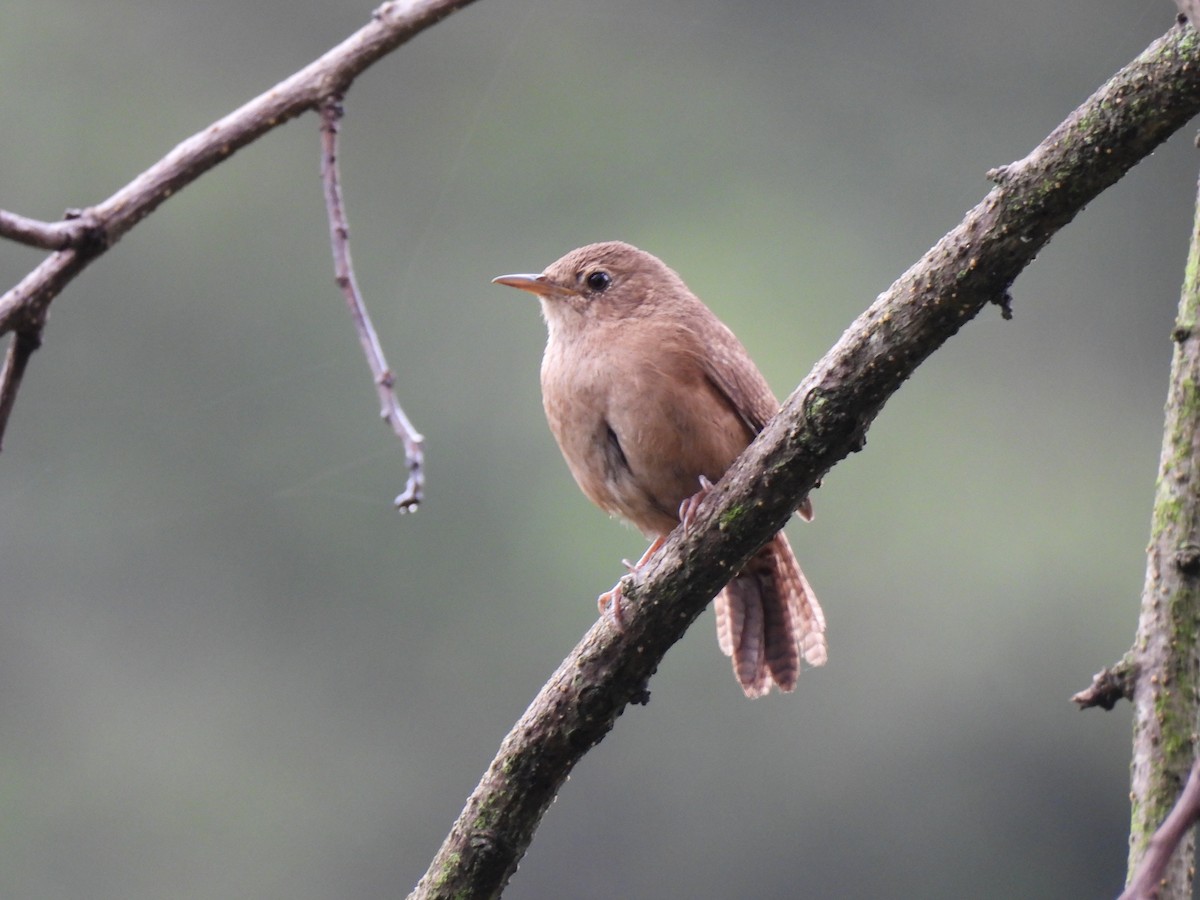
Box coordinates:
[620,534,668,573]
[597,582,627,629]
[600,474,717,629]
[598,472,723,629]
[600,534,669,629]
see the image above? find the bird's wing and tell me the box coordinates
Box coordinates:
[694,315,778,436]
[692,312,815,522]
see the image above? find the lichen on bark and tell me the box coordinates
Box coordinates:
[1126,170,1200,897]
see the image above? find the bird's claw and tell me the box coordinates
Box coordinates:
[603,535,668,629]
[598,579,628,630]
[678,474,715,531]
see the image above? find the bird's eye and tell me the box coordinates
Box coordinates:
[585,270,611,292]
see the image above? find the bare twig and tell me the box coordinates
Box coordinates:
[319,98,424,510]
[1121,758,1200,900]
[1072,655,1137,710]
[0,0,478,451]
[0,209,99,251]
[0,330,42,452]
[410,22,1200,900]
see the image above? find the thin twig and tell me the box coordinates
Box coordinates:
[1072,656,1137,710]
[1121,758,1200,900]
[0,329,42,450]
[319,98,424,511]
[410,22,1200,900]
[0,0,478,452]
[0,210,98,251]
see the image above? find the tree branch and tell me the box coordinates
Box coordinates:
[410,22,1200,900]
[0,209,99,251]
[319,99,424,510]
[1072,655,1137,710]
[0,329,41,453]
[1120,162,1200,897]
[0,0,478,452]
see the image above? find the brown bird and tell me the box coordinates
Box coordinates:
[493,241,827,697]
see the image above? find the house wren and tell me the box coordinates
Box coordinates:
[493,241,826,698]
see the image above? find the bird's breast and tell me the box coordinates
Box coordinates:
[540,326,752,536]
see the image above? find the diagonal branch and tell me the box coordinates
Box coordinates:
[0,0,479,451]
[410,22,1200,900]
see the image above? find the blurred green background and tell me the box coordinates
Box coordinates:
[0,1,1194,897]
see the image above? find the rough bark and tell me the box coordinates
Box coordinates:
[1124,169,1200,899]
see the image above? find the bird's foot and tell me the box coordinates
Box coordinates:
[598,581,627,630]
[602,534,669,629]
[678,475,715,531]
[620,534,666,574]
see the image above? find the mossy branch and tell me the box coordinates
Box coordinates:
[1120,165,1200,898]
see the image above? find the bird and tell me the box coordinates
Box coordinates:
[493,241,826,697]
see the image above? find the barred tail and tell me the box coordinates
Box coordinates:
[714,532,826,698]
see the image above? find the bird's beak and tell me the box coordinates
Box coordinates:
[492,273,578,299]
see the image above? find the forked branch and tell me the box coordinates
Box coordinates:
[0,0,475,494]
